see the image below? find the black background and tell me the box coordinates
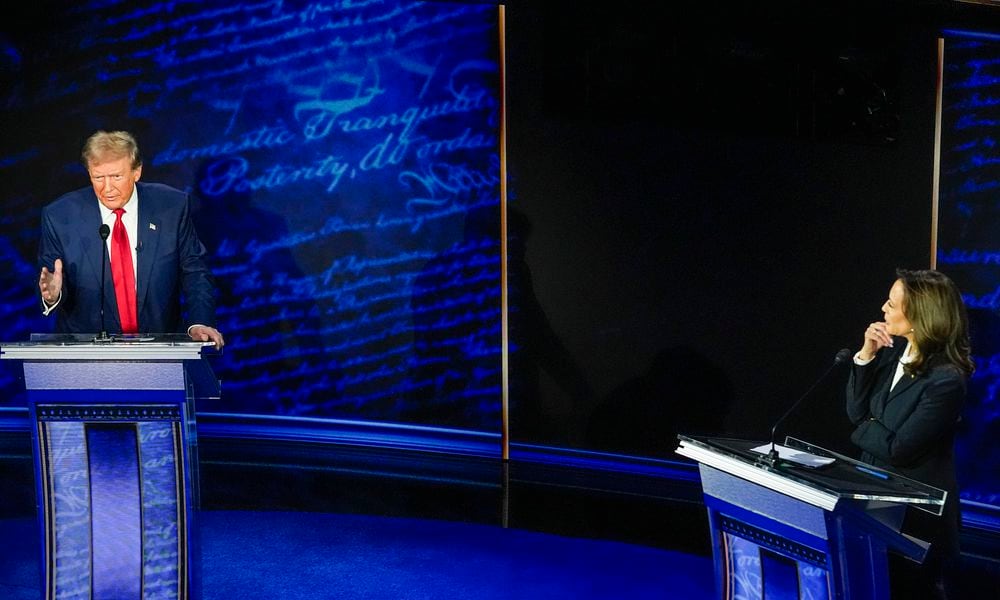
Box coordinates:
[503,0,1000,457]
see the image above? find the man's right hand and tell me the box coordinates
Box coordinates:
[39,258,63,305]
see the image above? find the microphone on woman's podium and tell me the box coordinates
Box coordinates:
[765,347,852,465]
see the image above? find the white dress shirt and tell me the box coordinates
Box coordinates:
[100,186,140,288]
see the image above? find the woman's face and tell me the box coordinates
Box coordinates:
[881,279,914,338]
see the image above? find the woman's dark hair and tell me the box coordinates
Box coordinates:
[897,268,974,377]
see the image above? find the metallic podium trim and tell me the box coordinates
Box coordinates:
[676,439,840,511]
[177,422,189,598]
[931,36,944,269]
[498,3,509,463]
[24,362,185,391]
[1,344,207,361]
[37,421,56,600]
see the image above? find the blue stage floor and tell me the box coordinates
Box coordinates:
[0,510,715,599]
[2,433,998,598]
[0,432,720,599]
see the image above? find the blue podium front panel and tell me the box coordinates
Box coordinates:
[721,529,831,600]
[34,395,191,600]
[0,342,212,600]
[87,423,143,598]
[678,436,933,600]
[707,494,833,600]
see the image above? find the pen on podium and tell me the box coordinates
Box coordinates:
[854,464,889,480]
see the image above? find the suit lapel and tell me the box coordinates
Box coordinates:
[136,188,161,324]
[888,368,919,399]
[871,343,906,418]
[884,340,920,401]
[80,198,121,330]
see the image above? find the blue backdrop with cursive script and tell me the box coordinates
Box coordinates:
[937,30,1000,507]
[0,0,503,431]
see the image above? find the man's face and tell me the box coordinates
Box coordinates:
[89,156,142,211]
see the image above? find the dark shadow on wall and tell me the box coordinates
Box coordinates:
[407,202,504,429]
[190,157,336,416]
[507,205,596,446]
[406,202,597,437]
[585,345,735,458]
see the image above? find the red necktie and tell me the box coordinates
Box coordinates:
[111,208,138,333]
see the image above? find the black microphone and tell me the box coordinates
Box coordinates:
[96,224,111,342]
[766,348,852,465]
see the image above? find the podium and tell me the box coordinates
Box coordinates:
[0,334,220,600]
[676,435,946,600]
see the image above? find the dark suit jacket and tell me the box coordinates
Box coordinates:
[845,337,965,555]
[38,182,217,334]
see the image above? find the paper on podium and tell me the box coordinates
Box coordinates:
[751,443,836,468]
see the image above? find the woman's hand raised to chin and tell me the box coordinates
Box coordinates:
[859,321,893,361]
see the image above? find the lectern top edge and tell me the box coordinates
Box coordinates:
[676,434,946,512]
[26,332,204,343]
[1,334,216,362]
[0,344,212,361]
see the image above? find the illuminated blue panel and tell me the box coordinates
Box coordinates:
[937,31,1000,507]
[36,403,190,599]
[761,549,799,600]
[0,1,502,433]
[723,529,830,600]
[138,421,184,599]
[798,561,830,600]
[726,534,761,599]
[87,424,143,600]
[43,421,92,600]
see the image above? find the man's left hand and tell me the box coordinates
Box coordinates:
[189,325,225,349]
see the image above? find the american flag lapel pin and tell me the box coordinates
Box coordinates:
[149,222,156,231]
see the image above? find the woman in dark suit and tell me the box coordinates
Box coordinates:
[846,268,974,599]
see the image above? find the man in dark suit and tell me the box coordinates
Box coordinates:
[37,130,224,347]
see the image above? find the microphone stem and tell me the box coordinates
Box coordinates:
[97,226,111,342]
[770,361,837,444]
[767,351,849,464]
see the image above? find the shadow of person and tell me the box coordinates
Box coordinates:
[407,202,594,440]
[406,202,506,429]
[190,157,335,416]
[505,206,595,447]
[585,345,734,458]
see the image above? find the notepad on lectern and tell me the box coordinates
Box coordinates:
[751,443,836,468]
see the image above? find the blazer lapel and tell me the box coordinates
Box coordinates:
[888,368,919,400]
[81,199,103,283]
[884,340,920,401]
[136,198,161,324]
[871,343,906,418]
[80,199,121,330]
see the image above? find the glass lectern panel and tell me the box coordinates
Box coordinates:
[678,435,946,515]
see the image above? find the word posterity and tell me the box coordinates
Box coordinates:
[0,0,503,431]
